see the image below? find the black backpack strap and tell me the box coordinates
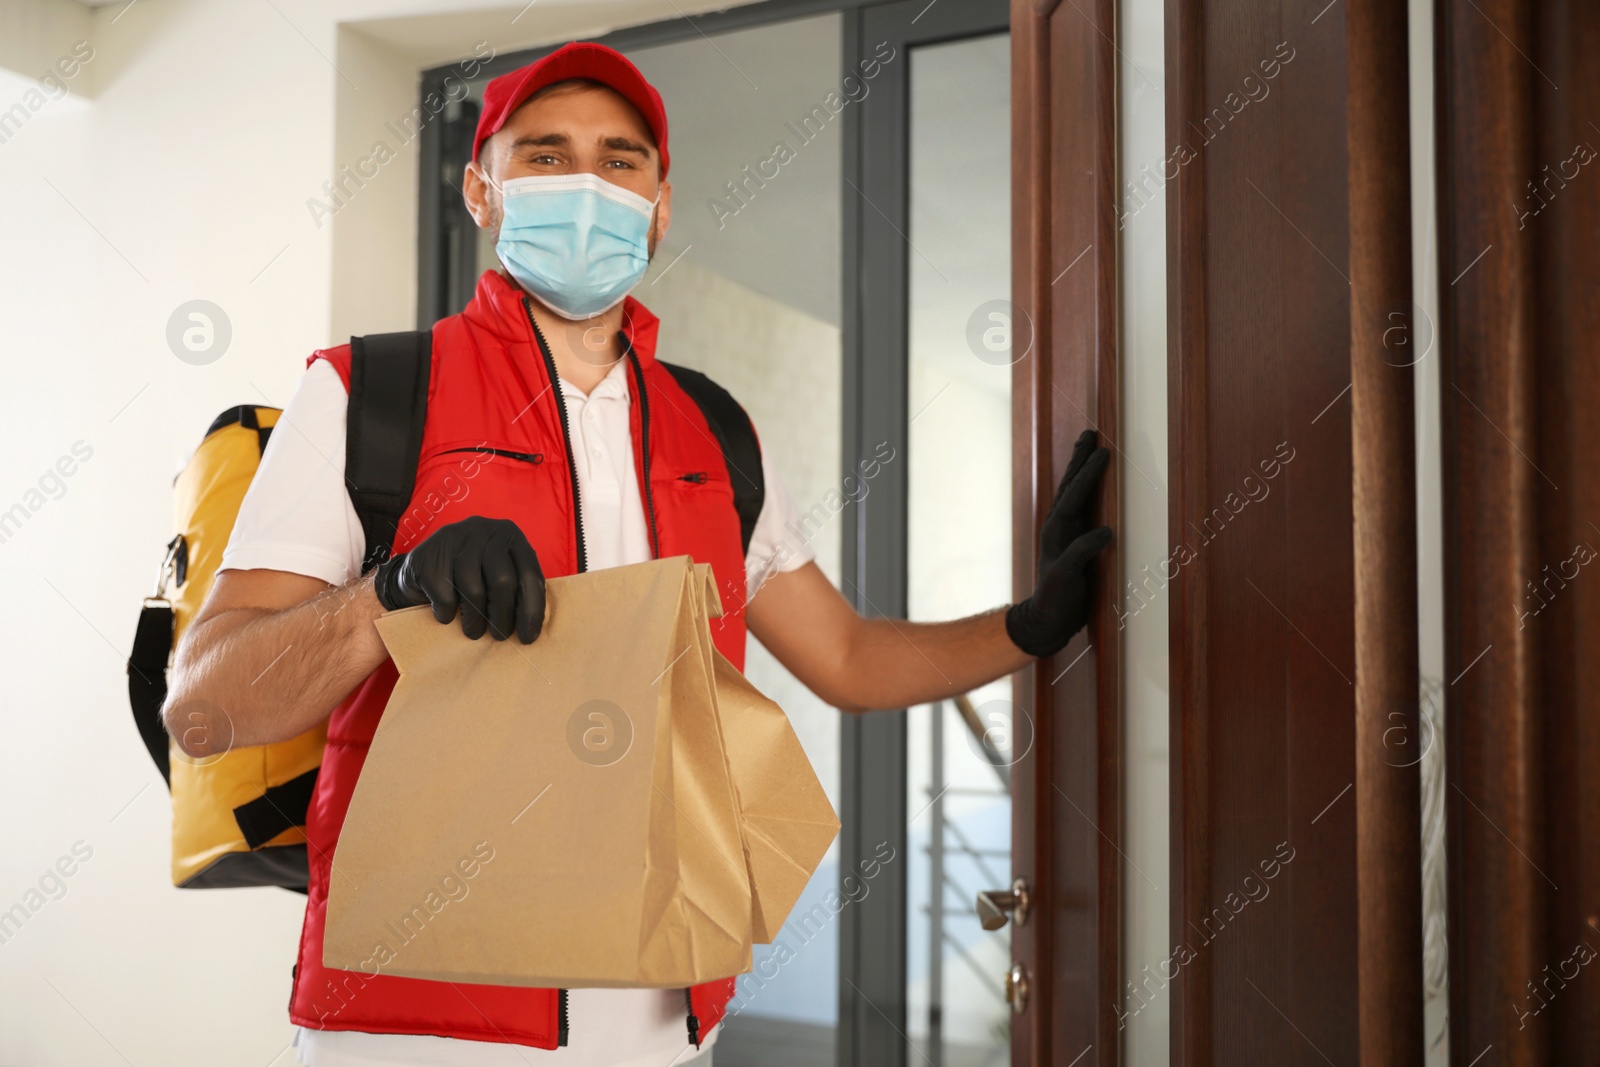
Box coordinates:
[205,405,274,456]
[128,596,175,787]
[231,767,320,850]
[347,330,432,572]
[659,362,766,556]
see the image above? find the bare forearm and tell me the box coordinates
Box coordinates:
[165,576,389,755]
[832,608,1030,713]
[746,564,1035,714]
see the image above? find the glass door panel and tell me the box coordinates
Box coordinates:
[904,31,1013,1067]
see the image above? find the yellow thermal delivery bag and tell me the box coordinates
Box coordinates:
[127,330,435,890]
[129,405,325,890]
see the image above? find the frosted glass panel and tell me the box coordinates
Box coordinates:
[904,32,1013,1067]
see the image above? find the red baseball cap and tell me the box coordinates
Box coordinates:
[473,42,670,176]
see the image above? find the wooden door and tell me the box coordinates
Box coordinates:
[1162,0,1424,1063]
[1010,0,1121,1064]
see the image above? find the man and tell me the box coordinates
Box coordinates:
[165,41,1111,1067]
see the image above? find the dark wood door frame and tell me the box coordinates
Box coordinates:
[1437,0,1600,1062]
[1165,0,1423,1062]
[1010,0,1121,1063]
[1348,0,1425,1061]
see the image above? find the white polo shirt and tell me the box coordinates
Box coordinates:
[221,355,814,1067]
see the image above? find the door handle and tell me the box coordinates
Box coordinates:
[1003,962,1030,1013]
[976,877,1031,930]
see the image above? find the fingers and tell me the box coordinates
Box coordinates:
[1007,518,1112,658]
[510,537,547,644]
[480,527,520,641]
[453,547,491,640]
[1037,525,1114,601]
[417,552,459,625]
[1058,428,1099,494]
[1042,431,1098,524]
[391,518,538,645]
[1058,447,1110,517]
[475,524,544,643]
[1040,446,1110,558]
[1060,524,1115,572]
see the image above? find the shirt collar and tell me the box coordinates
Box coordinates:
[464,270,662,371]
[558,355,631,402]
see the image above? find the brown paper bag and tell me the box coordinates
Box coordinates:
[711,651,839,943]
[324,555,837,988]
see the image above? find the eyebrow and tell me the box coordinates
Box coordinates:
[508,132,652,159]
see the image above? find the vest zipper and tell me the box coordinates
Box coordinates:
[558,988,569,1046]
[685,988,701,1048]
[523,301,588,573]
[438,446,544,465]
[625,343,661,558]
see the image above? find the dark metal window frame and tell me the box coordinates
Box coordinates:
[415,3,1007,1063]
[842,7,1009,1067]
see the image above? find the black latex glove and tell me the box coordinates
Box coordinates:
[373,517,546,643]
[1005,429,1114,658]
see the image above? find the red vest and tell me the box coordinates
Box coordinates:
[288,270,744,1049]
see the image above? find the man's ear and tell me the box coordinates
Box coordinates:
[463,159,497,229]
[651,177,673,245]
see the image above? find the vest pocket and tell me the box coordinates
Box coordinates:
[438,445,545,465]
[398,445,556,550]
[661,467,734,496]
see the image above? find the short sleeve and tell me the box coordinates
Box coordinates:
[218,359,365,586]
[744,444,816,602]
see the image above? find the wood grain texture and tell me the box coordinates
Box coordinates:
[1164,0,1211,1057]
[1532,1,1600,1060]
[1438,0,1600,1061]
[1166,1,1364,1063]
[1347,0,1424,1061]
[1437,0,1546,1063]
[1011,0,1120,1062]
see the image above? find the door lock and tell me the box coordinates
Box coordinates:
[976,877,1031,930]
[1003,962,1030,1013]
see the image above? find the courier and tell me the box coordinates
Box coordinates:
[163,40,1111,1067]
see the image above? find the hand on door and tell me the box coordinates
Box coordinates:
[1004,429,1113,658]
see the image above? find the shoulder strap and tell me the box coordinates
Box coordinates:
[206,404,275,455]
[129,596,175,786]
[658,362,766,556]
[347,330,432,572]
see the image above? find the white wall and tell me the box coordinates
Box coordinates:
[2,6,333,1061]
[0,1,758,1063]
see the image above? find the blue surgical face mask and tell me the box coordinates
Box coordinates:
[490,171,658,320]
